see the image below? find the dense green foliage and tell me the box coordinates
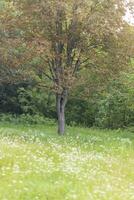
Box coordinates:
[0,73,133,129]
[0,0,134,131]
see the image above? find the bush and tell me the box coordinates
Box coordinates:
[66,98,96,127]
[95,82,134,129]
[0,113,55,125]
[18,87,56,118]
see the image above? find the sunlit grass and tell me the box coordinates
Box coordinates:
[0,123,134,200]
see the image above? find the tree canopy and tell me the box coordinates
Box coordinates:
[0,0,134,134]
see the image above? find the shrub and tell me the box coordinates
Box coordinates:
[95,82,134,129]
[0,113,55,125]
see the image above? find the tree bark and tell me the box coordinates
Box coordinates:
[56,90,67,135]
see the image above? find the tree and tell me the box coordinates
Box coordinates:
[0,0,133,134]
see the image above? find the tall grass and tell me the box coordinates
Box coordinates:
[0,123,134,200]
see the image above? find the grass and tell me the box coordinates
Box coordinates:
[0,123,134,200]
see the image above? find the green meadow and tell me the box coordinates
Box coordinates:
[0,123,134,200]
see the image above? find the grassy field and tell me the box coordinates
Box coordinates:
[0,123,134,200]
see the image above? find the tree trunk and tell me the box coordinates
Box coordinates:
[56,90,67,135]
